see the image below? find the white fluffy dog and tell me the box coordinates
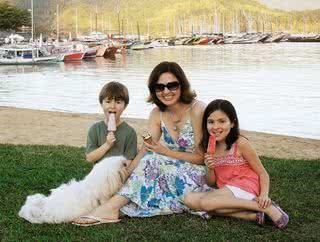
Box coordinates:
[19,156,128,224]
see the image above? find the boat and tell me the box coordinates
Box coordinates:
[130,41,152,50]
[263,33,288,43]
[0,46,58,65]
[103,46,118,59]
[83,47,97,58]
[149,40,169,48]
[193,37,209,45]
[287,34,320,42]
[96,45,107,57]
[59,51,85,62]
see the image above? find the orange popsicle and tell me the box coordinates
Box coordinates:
[207,135,216,155]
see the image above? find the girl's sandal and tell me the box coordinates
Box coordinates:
[272,201,289,229]
[252,198,265,226]
[256,211,265,226]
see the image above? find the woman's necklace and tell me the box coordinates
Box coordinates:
[172,119,181,132]
[168,105,189,132]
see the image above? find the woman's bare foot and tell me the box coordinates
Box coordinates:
[73,204,120,225]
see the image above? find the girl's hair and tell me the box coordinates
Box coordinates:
[201,99,240,151]
[99,81,129,105]
[147,61,196,111]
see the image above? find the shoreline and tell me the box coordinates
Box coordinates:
[1,106,319,160]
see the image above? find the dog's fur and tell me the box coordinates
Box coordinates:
[19,156,127,224]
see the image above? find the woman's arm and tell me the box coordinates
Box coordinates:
[238,137,271,208]
[127,107,162,173]
[206,168,216,187]
[189,101,206,164]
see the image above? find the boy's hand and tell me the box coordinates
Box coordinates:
[106,132,116,147]
[204,153,216,169]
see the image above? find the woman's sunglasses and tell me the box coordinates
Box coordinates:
[154,81,180,92]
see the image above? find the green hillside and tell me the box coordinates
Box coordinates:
[4,0,320,37]
[60,0,319,37]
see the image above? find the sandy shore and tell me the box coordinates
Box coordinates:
[0,106,319,160]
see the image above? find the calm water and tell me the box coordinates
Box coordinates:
[0,43,319,139]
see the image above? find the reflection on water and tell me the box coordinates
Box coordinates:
[0,43,319,139]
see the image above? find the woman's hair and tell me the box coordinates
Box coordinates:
[147,61,196,111]
[201,99,240,151]
[99,81,129,105]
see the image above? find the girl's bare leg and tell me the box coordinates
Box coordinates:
[195,188,284,223]
[185,190,255,221]
[213,210,256,221]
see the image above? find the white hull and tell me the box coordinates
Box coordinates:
[0,56,58,65]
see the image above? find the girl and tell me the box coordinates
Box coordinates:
[184,99,289,229]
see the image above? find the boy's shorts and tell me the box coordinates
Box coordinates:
[225,185,256,200]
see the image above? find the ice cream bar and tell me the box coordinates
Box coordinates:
[142,132,153,145]
[107,112,116,132]
[207,135,216,155]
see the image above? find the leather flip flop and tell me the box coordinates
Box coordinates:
[72,215,121,226]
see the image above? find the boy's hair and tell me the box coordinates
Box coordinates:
[147,61,196,111]
[201,99,240,151]
[99,81,129,105]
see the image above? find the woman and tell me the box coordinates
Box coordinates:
[73,61,211,225]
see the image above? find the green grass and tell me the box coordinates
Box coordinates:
[0,144,319,242]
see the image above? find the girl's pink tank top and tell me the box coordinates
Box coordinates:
[213,143,260,196]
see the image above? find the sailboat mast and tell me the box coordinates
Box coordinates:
[56,4,59,43]
[31,0,34,42]
[95,5,98,33]
[76,8,78,38]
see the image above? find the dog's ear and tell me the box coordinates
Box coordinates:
[122,159,132,168]
[118,168,128,184]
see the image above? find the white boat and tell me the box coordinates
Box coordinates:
[130,41,152,50]
[0,46,58,65]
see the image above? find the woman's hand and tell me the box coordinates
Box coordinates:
[106,132,116,147]
[204,153,216,169]
[144,140,169,156]
[256,194,271,209]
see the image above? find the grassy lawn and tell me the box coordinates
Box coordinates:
[0,144,319,242]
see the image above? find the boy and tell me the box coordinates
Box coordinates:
[86,81,137,163]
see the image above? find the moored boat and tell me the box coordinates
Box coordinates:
[193,37,209,45]
[130,41,152,50]
[287,34,320,42]
[0,46,58,65]
[83,47,97,58]
[103,46,118,59]
[96,46,107,57]
[60,51,85,62]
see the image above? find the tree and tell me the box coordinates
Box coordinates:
[0,1,30,31]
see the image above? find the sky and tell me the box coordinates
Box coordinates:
[257,0,320,11]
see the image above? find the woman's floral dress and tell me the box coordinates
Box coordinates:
[118,118,212,217]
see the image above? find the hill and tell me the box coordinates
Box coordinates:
[4,0,320,37]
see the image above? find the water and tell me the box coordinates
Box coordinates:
[0,43,319,139]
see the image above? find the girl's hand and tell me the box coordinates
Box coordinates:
[256,194,271,209]
[204,153,216,169]
[144,140,169,155]
[106,132,116,147]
